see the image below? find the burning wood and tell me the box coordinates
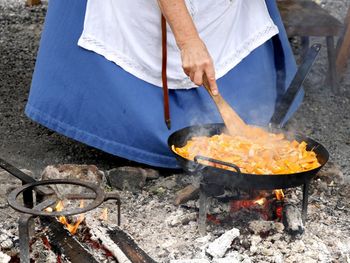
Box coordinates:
[282,203,304,235]
[44,199,87,235]
[85,216,157,263]
[174,184,199,206]
[40,216,100,263]
[275,189,285,200]
[229,190,285,222]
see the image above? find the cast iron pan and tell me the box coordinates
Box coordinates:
[168,123,329,190]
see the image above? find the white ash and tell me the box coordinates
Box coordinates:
[0,251,11,263]
[170,260,210,263]
[166,211,197,227]
[85,216,127,263]
[0,226,18,251]
[248,220,284,235]
[30,237,61,263]
[206,228,240,258]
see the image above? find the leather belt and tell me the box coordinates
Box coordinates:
[161,15,171,129]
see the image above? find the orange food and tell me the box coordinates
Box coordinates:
[172,132,320,174]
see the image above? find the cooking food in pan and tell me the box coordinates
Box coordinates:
[172,131,320,175]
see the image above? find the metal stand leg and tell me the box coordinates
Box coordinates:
[198,189,208,236]
[326,36,338,93]
[302,181,310,224]
[104,192,122,226]
[16,199,56,262]
[22,186,33,208]
[18,214,35,263]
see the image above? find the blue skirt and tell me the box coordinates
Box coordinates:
[25,0,303,168]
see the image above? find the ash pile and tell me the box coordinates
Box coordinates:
[0,163,349,263]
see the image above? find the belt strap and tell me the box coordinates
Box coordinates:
[161,15,171,130]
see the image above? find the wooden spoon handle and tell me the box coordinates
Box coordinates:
[202,75,247,135]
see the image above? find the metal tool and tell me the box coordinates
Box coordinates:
[269,43,322,128]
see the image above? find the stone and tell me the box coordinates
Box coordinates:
[242,257,252,263]
[206,228,240,258]
[248,220,284,235]
[0,251,10,263]
[167,212,197,227]
[0,239,13,250]
[174,185,199,206]
[170,260,210,263]
[143,168,160,180]
[272,253,284,263]
[41,164,105,197]
[158,176,177,190]
[212,257,240,263]
[107,166,147,192]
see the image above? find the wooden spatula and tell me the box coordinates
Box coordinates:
[202,75,248,136]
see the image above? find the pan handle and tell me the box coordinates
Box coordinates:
[194,155,241,174]
[269,43,321,128]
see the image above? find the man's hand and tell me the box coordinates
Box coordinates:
[179,38,218,95]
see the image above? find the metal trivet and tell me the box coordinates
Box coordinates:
[7,179,121,263]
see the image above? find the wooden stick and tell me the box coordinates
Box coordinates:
[202,75,248,136]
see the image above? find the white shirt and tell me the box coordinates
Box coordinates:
[78,0,278,89]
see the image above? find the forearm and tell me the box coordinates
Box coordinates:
[157,0,199,49]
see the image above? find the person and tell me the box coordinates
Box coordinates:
[25,0,303,168]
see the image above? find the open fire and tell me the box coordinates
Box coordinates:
[45,200,109,235]
[54,200,85,235]
[229,189,284,221]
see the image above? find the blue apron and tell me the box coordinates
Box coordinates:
[25,0,303,168]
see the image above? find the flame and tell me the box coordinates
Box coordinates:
[230,196,267,212]
[274,189,284,201]
[254,197,267,206]
[54,200,85,235]
[99,208,108,221]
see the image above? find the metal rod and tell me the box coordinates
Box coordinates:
[302,181,310,223]
[18,199,56,263]
[67,192,122,225]
[198,187,208,236]
[0,157,53,197]
[117,199,121,226]
[18,214,32,263]
[65,193,97,199]
[0,158,36,184]
[22,184,33,208]
[104,192,121,226]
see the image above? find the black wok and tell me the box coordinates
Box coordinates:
[168,123,329,191]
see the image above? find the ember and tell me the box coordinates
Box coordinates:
[275,189,285,200]
[229,190,285,222]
